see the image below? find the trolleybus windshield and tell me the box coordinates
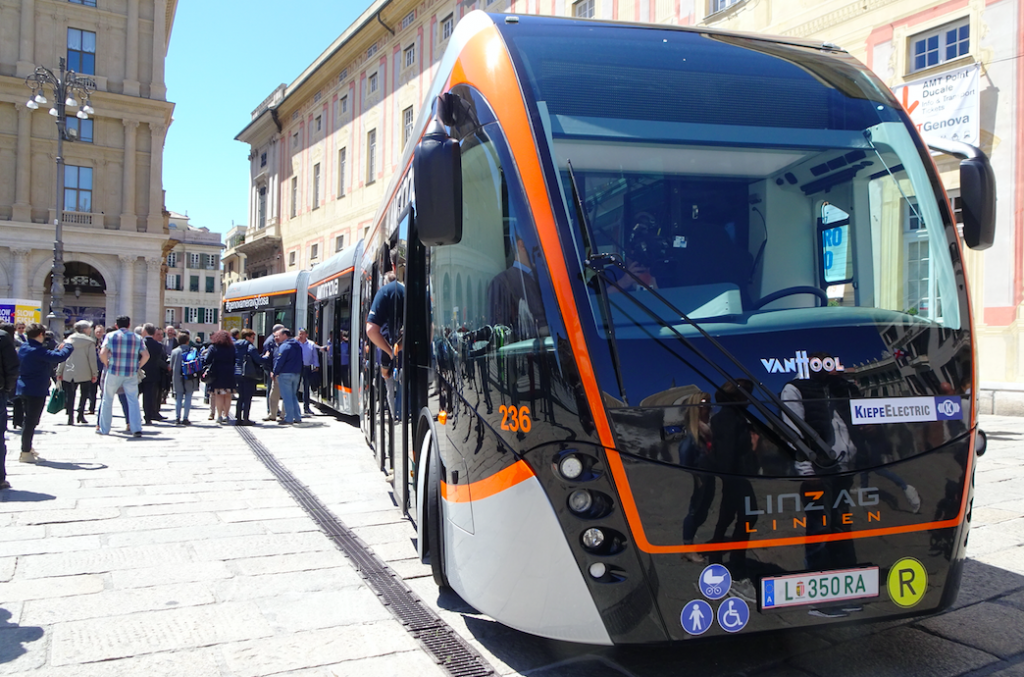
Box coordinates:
[505,23,970,475]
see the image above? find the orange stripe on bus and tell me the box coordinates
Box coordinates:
[310,266,354,290]
[223,289,296,304]
[441,458,535,503]
[334,385,352,393]
[453,22,975,553]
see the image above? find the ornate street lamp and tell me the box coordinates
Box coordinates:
[24,58,96,335]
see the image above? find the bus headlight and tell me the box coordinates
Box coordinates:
[582,527,605,549]
[559,455,584,480]
[589,562,607,579]
[568,489,593,514]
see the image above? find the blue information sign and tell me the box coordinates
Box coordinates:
[698,563,732,600]
[680,599,714,636]
[717,597,750,633]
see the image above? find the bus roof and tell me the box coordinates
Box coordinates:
[307,240,364,291]
[223,269,309,303]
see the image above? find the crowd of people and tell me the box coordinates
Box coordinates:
[0,316,323,491]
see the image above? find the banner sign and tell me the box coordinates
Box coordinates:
[891,63,981,144]
[0,299,41,325]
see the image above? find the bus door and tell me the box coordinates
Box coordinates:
[318,299,333,404]
[360,260,379,453]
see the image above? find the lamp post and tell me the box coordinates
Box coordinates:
[24,58,96,336]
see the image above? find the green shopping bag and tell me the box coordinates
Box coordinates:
[46,388,66,414]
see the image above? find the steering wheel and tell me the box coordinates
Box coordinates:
[753,286,829,310]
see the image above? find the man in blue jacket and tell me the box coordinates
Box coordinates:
[16,323,73,463]
[272,328,303,425]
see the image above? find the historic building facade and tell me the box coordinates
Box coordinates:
[0,0,176,329]
[164,211,222,342]
[238,0,1023,407]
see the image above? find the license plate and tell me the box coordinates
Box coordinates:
[761,567,879,610]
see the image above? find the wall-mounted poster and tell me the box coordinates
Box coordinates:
[0,299,42,325]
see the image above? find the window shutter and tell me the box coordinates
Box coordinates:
[212,309,218,323]
[184,306,190,322]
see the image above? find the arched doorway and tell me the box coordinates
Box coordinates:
[44,261,107,330]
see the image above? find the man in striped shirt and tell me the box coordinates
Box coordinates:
[97,315,150,437]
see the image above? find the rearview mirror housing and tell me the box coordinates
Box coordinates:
[924,137,996,250]
[413,118,462,246]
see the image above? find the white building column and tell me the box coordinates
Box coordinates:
[144,257,162,323]
[12,104,32,223]
[121,120,138,230]
[16,0,35,77]
[147,123,165,233]
[123,0,140,96]
[150,0,168,100]
[118,254,136,317]
[11,248,30,299]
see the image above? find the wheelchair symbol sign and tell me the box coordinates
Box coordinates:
[717,598,749,633]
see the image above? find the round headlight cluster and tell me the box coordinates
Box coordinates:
[582,527,605,549]
[589,562,607,579]
[568,489,593,514]
[559,455,584,480]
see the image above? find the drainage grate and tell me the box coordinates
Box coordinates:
[236,427,494,677]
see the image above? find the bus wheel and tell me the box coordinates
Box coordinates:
[424,424,451,590]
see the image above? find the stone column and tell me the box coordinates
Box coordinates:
[123,0,140,96]
[144,257,162,324]
[16,0,35,77]
[118,254,136,317]
[146,123,165,233]
[12,104,32,223]
[11,249,31,300]
[121,120,139,230]
[150,0,167,100]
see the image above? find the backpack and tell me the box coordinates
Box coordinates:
[181,347,201,378]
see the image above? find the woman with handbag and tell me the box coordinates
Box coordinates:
[233,329,268,426]
[202,330,236,424]
[16,324,72,463]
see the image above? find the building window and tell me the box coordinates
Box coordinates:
[166,252,177,267]
[291,176,298,218]
[401,10,415,30]
[910,19,970,73]
[165,273,181,291]
[312,163,321,209]
[260,152,267,167]
[314,91,322,104]
[292,132,299,148]
[339,68,348,82]
[258,186,267,229]
[310,243,319,261]
[708,0,742,13]
[205,254,218,269]
[368,72,379,94]
[165,308,174,325]
[197,308,207,324]
[189,252,200,268]
[227,261,235,274]
[340,95,348,115]
[288,251,297,267]
[367,43,378,59]
[315,115,322,133]
[403,106,414,147]
[404,44,416,69]
[338,147,347,197]
[441,14,454,41]
[67,28,96,75]
[65,117,93,143]
[572,0,594,18]
[189,275,199,292]
[367,129,377,183]
[69,0,98,6]
[64,165,92,212]
[335,234,345,252]
[205,276,215,293]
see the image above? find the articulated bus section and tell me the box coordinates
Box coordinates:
[259,12,996,644]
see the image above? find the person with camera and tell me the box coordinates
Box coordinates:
[16,323,73,461]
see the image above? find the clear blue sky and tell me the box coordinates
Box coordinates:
[164,2,367,234]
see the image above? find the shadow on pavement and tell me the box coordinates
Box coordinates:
[35,460,107,471]
[454,558,1024,677]
[0,490,56,503]
[0,608,43,666]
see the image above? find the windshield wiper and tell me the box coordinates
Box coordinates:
[566,160,630,405]
[583,252,837,469]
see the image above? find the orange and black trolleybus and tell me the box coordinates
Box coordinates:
[305,241,363,416]
[222,270,311,349]
[357,11,996,644]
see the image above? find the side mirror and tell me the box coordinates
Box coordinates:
[924,137,996,250]
[413,118,462,246]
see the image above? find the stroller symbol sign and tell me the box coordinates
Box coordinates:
[717,598,750,633]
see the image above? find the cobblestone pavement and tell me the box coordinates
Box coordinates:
[2,400,1023,676]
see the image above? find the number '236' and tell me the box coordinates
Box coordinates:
[499,405,532,433]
